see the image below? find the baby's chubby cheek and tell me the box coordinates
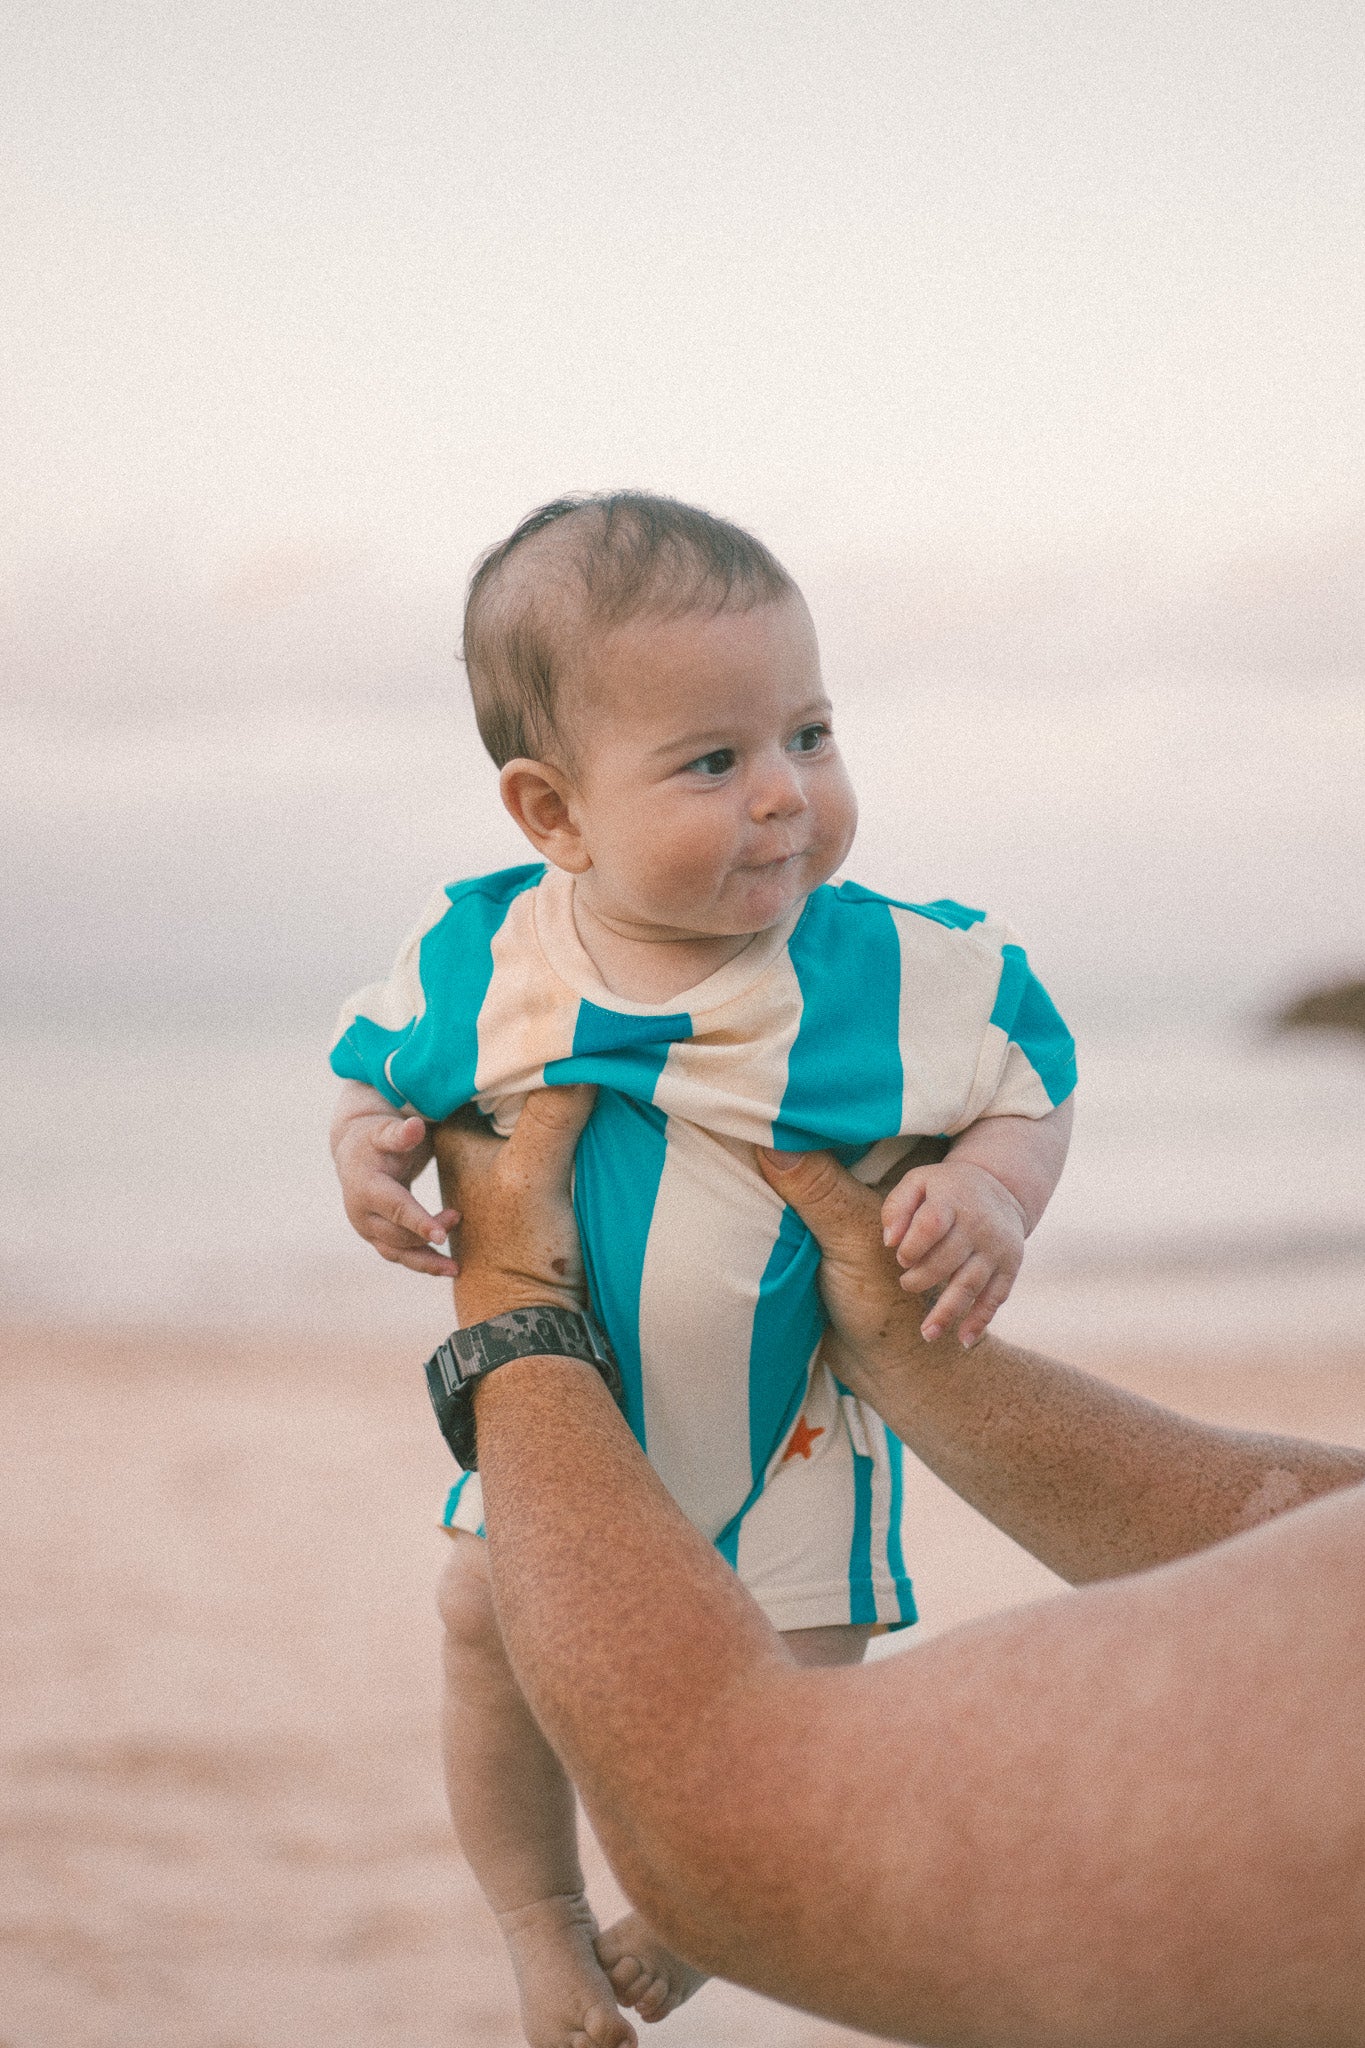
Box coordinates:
[816,772,858,876]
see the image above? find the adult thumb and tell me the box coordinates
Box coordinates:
[509,1084,598,1181]
[756,1144,881,1257]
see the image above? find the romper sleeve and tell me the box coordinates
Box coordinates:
[976,938,1077,1120]
[329,886,454,1113]
[328,862,551,1119]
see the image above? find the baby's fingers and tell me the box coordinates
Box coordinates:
[894,1199,956,1270]
[388,1243,461,1278]
[368,1207,461,1277]
[881,1175,928,1247]
[955,1270,1014,1350]
[377,1114,429,1157]
[920,1253,994,1344]
[375,1185,458,1251]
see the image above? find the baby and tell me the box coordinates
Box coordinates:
[330,494,1075,2048]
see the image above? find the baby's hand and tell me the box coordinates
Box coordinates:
[330,1087,461,1277]
[880,1159,1027,1349]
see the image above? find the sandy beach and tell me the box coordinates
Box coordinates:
[5,1319,1364,2048]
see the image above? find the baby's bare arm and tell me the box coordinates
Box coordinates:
[330,1079,461,1277]
[946,1094,1073,1231]
[882,1098,1073,1346]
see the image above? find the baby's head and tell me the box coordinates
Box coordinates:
[462,493,857,943]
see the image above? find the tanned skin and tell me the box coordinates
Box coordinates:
[436,1090,1365,2048]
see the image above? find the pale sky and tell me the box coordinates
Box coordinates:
[5,0,1363,598]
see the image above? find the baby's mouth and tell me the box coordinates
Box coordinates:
[744,842,806,872]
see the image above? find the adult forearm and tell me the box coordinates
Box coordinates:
[474,1355,1365,2047]
[835,1328,1365,1582]
[758,1142,1365,1581]
[472,1357,795,1930]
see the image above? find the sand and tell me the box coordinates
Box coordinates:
[4,1320,1364,2048]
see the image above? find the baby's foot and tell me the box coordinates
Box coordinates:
[595,1910,709,2025]
[498,1893,637,2048]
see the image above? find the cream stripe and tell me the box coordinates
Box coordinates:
[652,946,805,1146]
[892,905,1010,1136]
[636,1118,786,1539]
[984,1036,1056,1120]
[733,1362,855,1617]
[475,886,581,1133]
[859,1402,896,1600]
[331,885,450,1049]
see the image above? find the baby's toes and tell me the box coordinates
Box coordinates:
[633,1975,673,2024]
[604,1953,650,2003]
[574,2004,637,2048]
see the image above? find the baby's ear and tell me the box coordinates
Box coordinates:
[499,758,591,872]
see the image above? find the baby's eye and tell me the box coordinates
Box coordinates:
[788,723,830,755]
[686,748,736,777]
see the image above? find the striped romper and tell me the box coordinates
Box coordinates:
[331,861,1076,1633]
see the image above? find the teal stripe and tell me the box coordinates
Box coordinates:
[848,1445,877,1624]
[394,865,546,1117]
[330,1014,413,1107]
[747,1204,824,1485]
[773,883,904,1153]
[713,1208,824,1563]
[990,943,1077,1107]
[571,1090,669,1450]
[441,1472,476,1527]
[335,864,546,1119]
[988,942,1031,1036]
[543,998,692,1098]
[913,896,987,931]
[885,1431,918,1626]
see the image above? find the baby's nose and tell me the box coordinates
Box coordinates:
[750,755,809,820]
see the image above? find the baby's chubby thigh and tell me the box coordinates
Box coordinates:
[573,1098,822,1546]
[783,1622,878,1667]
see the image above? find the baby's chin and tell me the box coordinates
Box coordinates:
[708,866,819,934]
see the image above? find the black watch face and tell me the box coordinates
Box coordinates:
[423,1310,623,1476]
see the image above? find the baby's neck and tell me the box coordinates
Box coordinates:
[571,892,758,1004]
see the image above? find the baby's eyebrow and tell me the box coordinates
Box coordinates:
[654,732,732,758]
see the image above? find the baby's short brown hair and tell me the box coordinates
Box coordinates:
[461,492,797,768]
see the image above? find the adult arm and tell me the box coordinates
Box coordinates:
[757,1144,1365,1582]
[439,1105,1365,2047]
[479,1359,1365,2048]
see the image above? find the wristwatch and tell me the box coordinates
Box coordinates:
[423,1305,624,1471]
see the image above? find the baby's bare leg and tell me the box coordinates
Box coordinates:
[438,1532,634,2048]
[596,1622,876,2022]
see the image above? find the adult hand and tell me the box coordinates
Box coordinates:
[432,1087,597,1327]
[757,1144,943,1394]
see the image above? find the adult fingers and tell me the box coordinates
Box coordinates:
[504,1084,598,1191]
[431,1105,503,1208]
[755,1146,882,1257]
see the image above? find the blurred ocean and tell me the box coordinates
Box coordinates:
[3,669,1363,1355]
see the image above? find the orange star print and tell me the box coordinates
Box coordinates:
[783,1414,825,1462]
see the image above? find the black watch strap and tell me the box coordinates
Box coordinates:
[423,1306,624,1471]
